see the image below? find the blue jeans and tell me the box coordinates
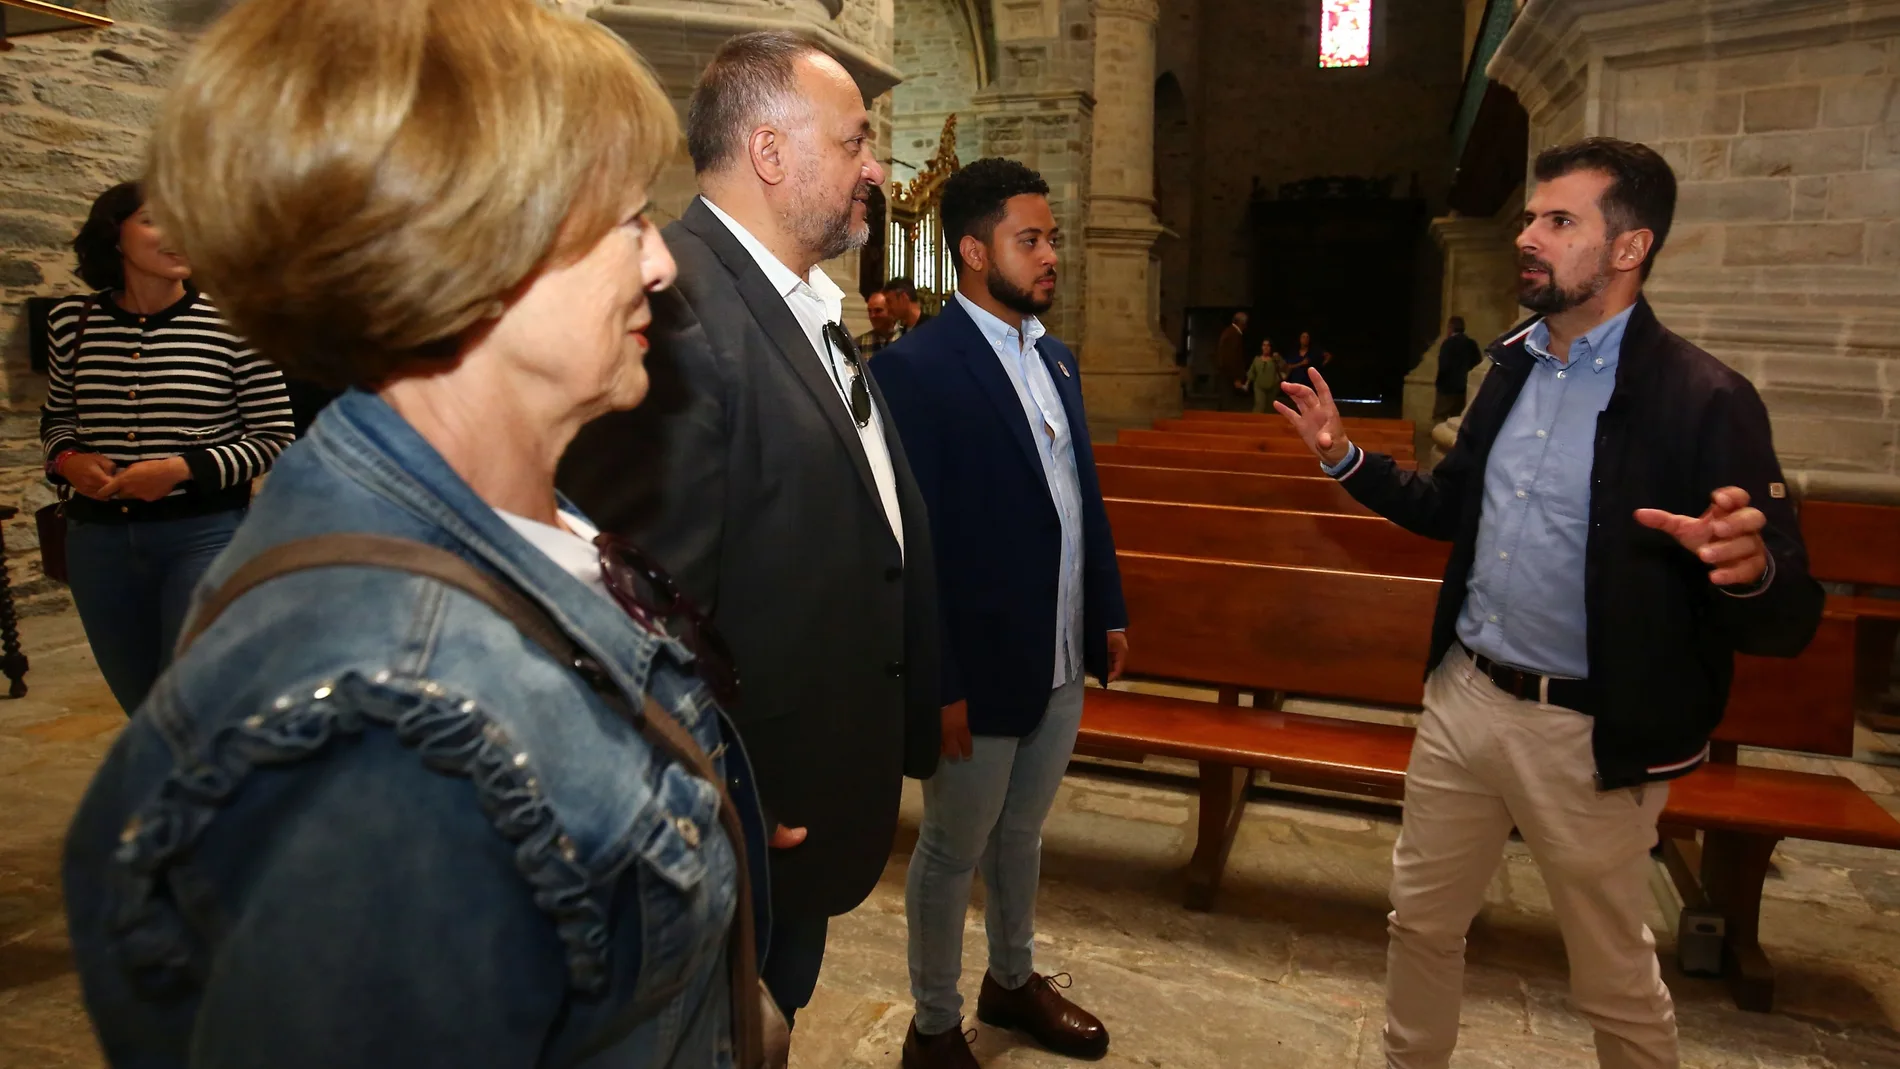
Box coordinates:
[905,678,1085,1035]
[66,510,245,714]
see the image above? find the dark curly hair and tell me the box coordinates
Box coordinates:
[939,158,1051,272]
[72,181,145,292]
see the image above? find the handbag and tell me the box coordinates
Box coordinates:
[35,298,95,586]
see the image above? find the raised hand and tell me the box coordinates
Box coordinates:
[1272,369,1352,466]
[1634,487,1769,587]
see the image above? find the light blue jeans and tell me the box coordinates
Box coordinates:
[905,678,1086,1035]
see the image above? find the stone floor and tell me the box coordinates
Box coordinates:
[4,608,1900,1068]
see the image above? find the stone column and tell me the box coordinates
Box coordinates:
[1405,206,1524,458]
[1489,0,1900,493]
[1079,0,1178,428]
[591,0,903,328]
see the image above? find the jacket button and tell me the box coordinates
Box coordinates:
[885,566,902,581]
[885,661,905,678]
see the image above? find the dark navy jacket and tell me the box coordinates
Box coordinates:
[872,297,1128,738]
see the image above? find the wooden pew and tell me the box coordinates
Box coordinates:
[1120,428,1417,462]
[1117,427,1421,465]
[1082,552,1900,1012]
[1180,411,1414,437]
[1105,498,1447,578]
[1098,465,1369,515]
[1094,443,1394,476]
[1152,418,1415,450]
[1798,499,1900,728]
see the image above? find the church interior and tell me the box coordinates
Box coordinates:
[2,0,1900,1066]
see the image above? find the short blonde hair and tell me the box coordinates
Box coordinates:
[149,0,679,388]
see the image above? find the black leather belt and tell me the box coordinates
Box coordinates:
[1469,648,1591,713]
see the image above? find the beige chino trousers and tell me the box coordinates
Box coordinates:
[1384,646,1677,1069]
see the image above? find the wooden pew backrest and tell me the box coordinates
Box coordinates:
[1119,551,1434,706]
[1106,498,1448,579]
[1098,465,1369,514]
[1120,428,1416,460]
[1094,444,1349,476]
[1801,499,1900,587]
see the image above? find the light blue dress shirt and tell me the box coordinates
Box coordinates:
[1454,304,1634,679]
[953,291,1084,686]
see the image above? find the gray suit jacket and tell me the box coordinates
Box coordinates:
[559,198,941,920]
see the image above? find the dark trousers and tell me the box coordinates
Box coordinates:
[66,509,244,714]
[761,912,830,1028]
[1433,391,1468,422]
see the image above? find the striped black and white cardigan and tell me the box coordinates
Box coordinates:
[39,286,295,523]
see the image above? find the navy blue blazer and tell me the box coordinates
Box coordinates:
[871,297,1128,738]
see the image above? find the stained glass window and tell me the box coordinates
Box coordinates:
[1320,0,1372,68]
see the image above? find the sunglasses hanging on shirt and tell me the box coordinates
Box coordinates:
[822,321,873,428]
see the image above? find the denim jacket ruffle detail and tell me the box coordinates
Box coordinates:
[109,667,654,995]
[65,389,762,1067]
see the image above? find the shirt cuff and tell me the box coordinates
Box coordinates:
[1320,442,1363,480]
[1718,551,1775,598]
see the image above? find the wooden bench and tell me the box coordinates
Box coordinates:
[1094,443,1400,476]
[1098,465,1369,515]
[1800,499,1900,728]
[1106,498,1447,578]
[1119,428,1417,463]
[1151,418,1415,448]
[1080,551,1900,1011]
[1180,411,1415,437]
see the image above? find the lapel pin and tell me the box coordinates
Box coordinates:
[1058,362,1071,378]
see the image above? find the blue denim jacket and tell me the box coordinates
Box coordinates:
[63,389,768,1068]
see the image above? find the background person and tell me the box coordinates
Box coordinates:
[884,276,932,335]
[62,1,782,1064]
[40,180,293,714]
[1240,338,1285,413]
[858,289,900,357]
[1433,316,1483,422]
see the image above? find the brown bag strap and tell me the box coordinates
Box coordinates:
[180,533,768,1068]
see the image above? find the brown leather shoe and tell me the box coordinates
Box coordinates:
[901,1019,979,1069]
[976,972,1109,1060]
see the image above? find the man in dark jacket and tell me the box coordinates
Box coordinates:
[873,159,1128,1069]
[1432,316,1482,422]
[558,32,940,1031]
[1277,138,1822,1069]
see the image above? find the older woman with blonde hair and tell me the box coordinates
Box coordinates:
[60,1,783,1066]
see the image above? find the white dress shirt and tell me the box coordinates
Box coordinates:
[700,196,904,556]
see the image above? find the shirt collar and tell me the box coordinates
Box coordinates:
[954,290,1047,356]
[699,195,844,308]
[1524,302,1634,375]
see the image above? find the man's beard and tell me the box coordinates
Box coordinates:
[1518,244,1614,315]
[987,268,1056,316]
[794,178,872,262]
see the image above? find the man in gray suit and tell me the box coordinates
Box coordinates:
[558,32,940,1030]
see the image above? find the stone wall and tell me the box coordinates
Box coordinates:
[0,2,200,612]
[891,0,978,180]
[1175,0,1468,309]
[1492,0,1900,486]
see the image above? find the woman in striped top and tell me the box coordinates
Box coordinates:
[40,181,294,713]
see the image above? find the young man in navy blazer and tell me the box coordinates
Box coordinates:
[872,158,1129,1069]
